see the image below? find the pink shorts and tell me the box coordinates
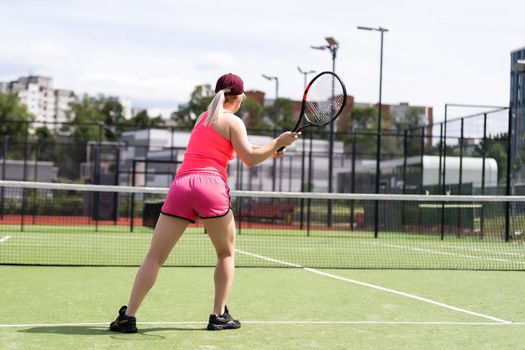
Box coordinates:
[161,172,231,223]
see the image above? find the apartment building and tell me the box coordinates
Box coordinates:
[1,76,74,129]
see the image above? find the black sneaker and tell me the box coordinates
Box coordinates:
[109,306,137,333]
[207,306,241,331]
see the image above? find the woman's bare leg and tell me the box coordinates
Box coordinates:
[126,214,188,316]
[203,210,236,315]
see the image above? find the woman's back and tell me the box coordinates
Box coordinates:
[176,112,235,181]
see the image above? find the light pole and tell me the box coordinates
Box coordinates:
[263,74,279,191]
[357,25,388,238]
[509,60,525,186]
[511,59,525,184]
[297,66,316,89]
[506,59,525,241]
[512,59,525,161]
[311,37,338,226]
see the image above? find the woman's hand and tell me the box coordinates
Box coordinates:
[272,150,285,159]
[276,131,301,148]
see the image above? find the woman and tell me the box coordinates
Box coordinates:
[109,73,300,333]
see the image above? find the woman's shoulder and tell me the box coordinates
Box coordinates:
[221,112,243,127]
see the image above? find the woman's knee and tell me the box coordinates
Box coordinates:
[215,249,235,260]
[144,252,167,267]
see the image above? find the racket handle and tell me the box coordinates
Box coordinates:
[277,146,285,153]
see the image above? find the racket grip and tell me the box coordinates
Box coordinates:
[277,146,285,153]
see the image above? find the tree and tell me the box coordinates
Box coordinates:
[349,107,376,130]
[126,110,164,129]
[0,92,33,139]
[277,98,296,130]
[391,107,425,132]
[346,107,378,156]
[33,125,57,160]
[58,94,129,179]
[474,133,509,185]
[172,84,214,127]
[65,94,107,140]
[262,98,296,131]
[238,96,267,129]
[65,94,131,141]
[100,97,127,136]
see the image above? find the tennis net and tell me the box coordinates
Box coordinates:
[0,180,524,270]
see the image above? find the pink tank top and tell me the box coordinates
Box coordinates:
[176,112,235,181]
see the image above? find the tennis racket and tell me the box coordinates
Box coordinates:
[278,71,347,152]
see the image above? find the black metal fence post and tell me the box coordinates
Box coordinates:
[480,113,487,239]
[419,126,425,194]
[401,130,408,227]
[1,135,8,219]
[272,127,277,192]
[21,122,29,232]
[402,130,408,194]
[130,159,136,232]
[350,131,357,231]
[457,118,464,237]
[438,123,445,240]
[300,138,306,229]
[307,131,313,237]
[374,127,380,238]
[505,107,513,242]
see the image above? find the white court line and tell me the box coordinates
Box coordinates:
[445,245,525,258]
[235,249,301,267]
[0,236,11,244]
[361,241,525,265]
[1,321,524,329]
[235,248,513,324]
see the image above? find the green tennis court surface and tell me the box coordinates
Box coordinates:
[1,266,524,350]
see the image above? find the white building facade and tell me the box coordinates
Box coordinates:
[0,76,74,129]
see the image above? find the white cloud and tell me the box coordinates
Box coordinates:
[195,52,236,70]
[0,0,523,121]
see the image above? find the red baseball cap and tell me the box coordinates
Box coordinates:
[215,73,244,96]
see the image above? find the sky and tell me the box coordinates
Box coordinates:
[0,0,523,125]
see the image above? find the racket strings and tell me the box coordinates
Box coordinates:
[304,75,345,126]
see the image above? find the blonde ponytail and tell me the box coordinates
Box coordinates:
[204,89,229,127]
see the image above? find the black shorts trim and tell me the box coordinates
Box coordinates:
[200,207,232,220]
[160,210,196,223]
